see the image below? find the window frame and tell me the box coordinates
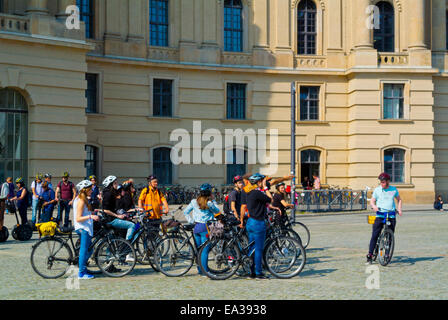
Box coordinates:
[85,144,98,179]
[383,148,405,183]
[297,0,318,55]
[224,0,244,52]
[149,0,169,47]
[380,80,410,120]
[373,1,395,53]
[85,73,98,114]
[226,82,247,120]
[225,148,248,185]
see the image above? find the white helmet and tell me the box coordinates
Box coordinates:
[102,175,117,188]
[76,180,93,191]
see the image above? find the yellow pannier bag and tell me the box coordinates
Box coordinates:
[35,221,58,237]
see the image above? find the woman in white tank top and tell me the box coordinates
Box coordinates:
[74,180,99,279]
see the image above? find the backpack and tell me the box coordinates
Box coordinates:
[57,181,75,199]
[223,194,231,215]
[25,187,32,208]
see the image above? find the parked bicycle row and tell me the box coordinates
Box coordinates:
[0,171,400,280]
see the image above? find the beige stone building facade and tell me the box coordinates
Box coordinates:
[0,0,447,203]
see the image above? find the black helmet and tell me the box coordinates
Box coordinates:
[275,182,286,190]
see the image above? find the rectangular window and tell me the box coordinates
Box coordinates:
[446,11,448,50]
[383,84,404,119]
[226,83,246,119]
[0,0,4,13]
[150,0,169,46]
[224,1,243,52]
[85,145,98,178]
[153,79,173,117]
[85,73,98,114]
[300,86,320,121]
[226,149,247,184]
[153,147,172,185]
[384,149,405,183]
[76,0,94,39]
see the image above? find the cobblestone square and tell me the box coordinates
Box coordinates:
[1,207,447,300]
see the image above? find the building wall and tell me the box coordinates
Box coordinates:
[1,0,447,203]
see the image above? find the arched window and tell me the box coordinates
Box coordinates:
[76,0,95,39]
[297,0,317,55]
[85,145,98,178]
[150,0,169,47]
[153,147,172,185]
[224,0,243,52]
[0,89,28,183]
[374,1,395,52]
[0,0,4,13]
[301,149,320,183]
[384,148,405,183]
[226,148,247,184]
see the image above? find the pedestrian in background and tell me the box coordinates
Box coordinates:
[31,174,44,226]
[0,178,9,233]
[4,177,15,214]
[9,178,28,225]
[40,182,56,223]
[44,174,53,190]
[434,195,444,212]
[55,172,77,227]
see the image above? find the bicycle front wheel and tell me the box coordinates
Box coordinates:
[154,236,195,277]
[264,236,306,279]
[378,229,395,266]
[30,237,73,279]
[293,222,310,248]
[198,238,241,280]
[95,238,136,277]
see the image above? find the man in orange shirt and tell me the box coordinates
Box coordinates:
[138,175,169,219]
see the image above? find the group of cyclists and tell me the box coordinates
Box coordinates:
[1,169,403,280]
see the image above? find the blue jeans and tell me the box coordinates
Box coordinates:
[57,200,72,227]
[75,229,93,275]
[31,198,39,224]
[107,218,136,241]
[246,218,266,275]
[194,232,210,274]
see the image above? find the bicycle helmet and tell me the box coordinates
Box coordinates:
[378,172,391,181]
[88,175,97,181]
[62,172,70,178]
[275,182,286,190]
[76,180,93,191]
[102,175,117,188]
[117,184,123,192]
[249,173,265,185]
[35,173,43,181]
[199,183,213,196]
[44,173,52,179]
[122,181,132,191]
[232,175,243,184]
[15,177,24,184]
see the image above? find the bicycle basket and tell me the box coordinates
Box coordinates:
[207,221,224,239]
[35,221,58,237]
[162,219,180,233]
[367,215,376,225]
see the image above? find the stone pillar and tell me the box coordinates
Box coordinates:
[201,0,220,64]
[179,0,198,62]
[432,0,446,52]
[274,0,293,68]
[104,0,121,40]
[408,0,426,50]
[354,0,373,50]
[56,0,76,20]
[26,0,49,15]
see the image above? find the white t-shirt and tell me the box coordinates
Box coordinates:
[73,197,93,237]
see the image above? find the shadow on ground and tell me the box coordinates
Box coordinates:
[389,256,444,267]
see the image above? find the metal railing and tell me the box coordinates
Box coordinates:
[294,189,368,212]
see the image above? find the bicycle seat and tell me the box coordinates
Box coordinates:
[183,223,195,231]
[58,226,74,234]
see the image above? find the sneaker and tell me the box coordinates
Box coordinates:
[255,273,268,279]
[125,254,135,262]
[78,273,94,279]
[366,254,373,265]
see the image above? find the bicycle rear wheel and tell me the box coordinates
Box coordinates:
[154,235,195,277]
[95,238,136,277]
[378,229,395,266]
[74,238,102,275]
[264,236,306,279]
[30,237,73,279]
[135,231,163,272]
[198,238,241,280]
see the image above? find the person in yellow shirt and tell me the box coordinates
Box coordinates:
[138,175,169,220]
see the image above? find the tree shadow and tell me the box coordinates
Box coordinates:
[389,256,444,267]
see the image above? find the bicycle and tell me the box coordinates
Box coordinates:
[283,208,311,249]
[371,212,395,266]
[30,214,136,279]
[198,216,306,280]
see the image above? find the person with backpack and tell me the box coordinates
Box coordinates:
[183,183,220,275]
[31,174,44,226]
[138,175,169,220]
[9,178,29,225]
[4,177,15,214]
[88,175,100,210]
[55,172,77,227]
[224,176,244,220]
